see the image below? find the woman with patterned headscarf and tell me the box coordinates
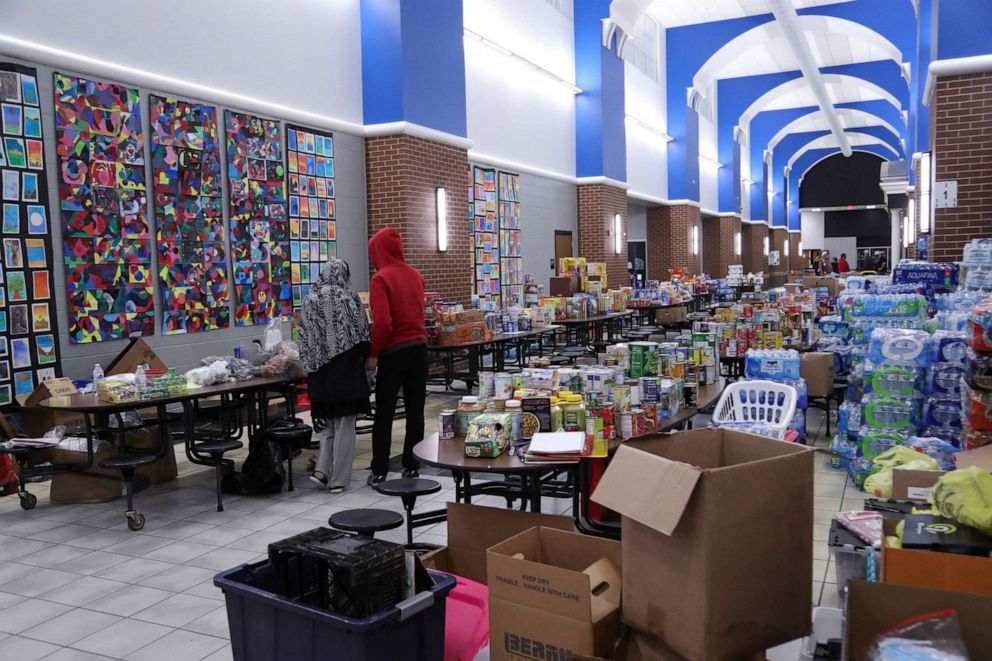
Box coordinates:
[299,258,371,493]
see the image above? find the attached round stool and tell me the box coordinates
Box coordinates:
[548,355,571,366]
[375,478,447,547]
[267,420,313,492]
[329,508,404,538]
[100,452,158,531]
[189,438,244,512]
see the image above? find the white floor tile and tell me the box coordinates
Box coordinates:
[200,643,233,661]
[72,619,173,658]
[52,551,132,576]
[21,607,121,646]
[101,535,176,558]
[0,560,38,584]
[125,629,227,661]
[96,557,175,584]
[86,585,174,617]
[143,541,216,564]
[183,527,253,547]
[137,565,218,593]
[19,544,93,569]
[0,634,60,661]
[0,598,73,634]
[39,576,129,607]
[39,647,117,660]
[4,569,81,598]
[184,606,230,639]
[186,548,259,571]
[131,593,221,629]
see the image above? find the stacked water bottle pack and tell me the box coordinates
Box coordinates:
[831,326,968,488]
[963,302,992,450]
[962,237,992,291]
[743,349,808,441]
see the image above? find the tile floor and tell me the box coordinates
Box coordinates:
[0,388,860,660]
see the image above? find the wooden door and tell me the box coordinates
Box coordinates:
[554,231,573,272]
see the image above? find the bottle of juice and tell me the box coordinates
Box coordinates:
[561,393,587,432]
[549,397,563,432]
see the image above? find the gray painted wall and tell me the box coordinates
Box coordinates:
[519,172,576,286]
[22,57,368,380]
[627,202,647,242]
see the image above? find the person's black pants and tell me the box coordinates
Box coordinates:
[371,344,427,475]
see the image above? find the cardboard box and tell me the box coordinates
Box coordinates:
[800,276,840,297]
[591,429,814,660]
[488,527,622,661]
[845,582,992,660]
[655,306,687,325]
[421,502,573,583]
[21,378,85,436]
[892,469,945,502]
[550,276,580,297]
[800,352,835,398]
[105,338,167,376]
[783,283,802,294]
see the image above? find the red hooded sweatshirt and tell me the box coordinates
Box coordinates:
[368,228,427,357]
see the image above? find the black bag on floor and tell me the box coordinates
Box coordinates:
[222,420,287,495]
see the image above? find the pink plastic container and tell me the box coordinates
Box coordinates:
[444,574,490,661]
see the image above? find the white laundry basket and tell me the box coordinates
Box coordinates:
[712,380,798,440]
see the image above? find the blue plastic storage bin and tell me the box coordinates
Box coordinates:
[215,560,456,661]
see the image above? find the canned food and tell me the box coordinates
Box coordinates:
[438,410,458,439]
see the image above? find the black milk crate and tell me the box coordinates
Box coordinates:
[268,527,405,618]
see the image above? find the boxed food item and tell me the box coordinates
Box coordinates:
[628,342,658,378]
[464,413,513,458]
[591,428,814,660]
[488,527,622,661]
[97,378,138,404]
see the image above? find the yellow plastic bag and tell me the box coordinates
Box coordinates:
[930,466,992,535]
[864,458,938,498]
[873,446,939,470]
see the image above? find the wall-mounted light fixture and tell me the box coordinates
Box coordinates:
[798,240,803,255]
[735,231,742,256]
[691,225,699,255]
[919,152,931,234]
[436,187,447,252]
[614,213,622,255]
[464,28,582,94]
[699,154,724,169]
[763,236,770,257]
[784,238,790,257]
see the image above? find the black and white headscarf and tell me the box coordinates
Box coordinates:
[299,259,371,374]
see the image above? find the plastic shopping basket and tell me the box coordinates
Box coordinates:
[215,560,455,661]
[712,380,798,440]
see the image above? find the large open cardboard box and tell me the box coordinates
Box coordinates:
[592,428,814,660]
[845,581,992,660]
[488,527,622,661]
[655,306,687,325]
[420,502,573,583]
[105,338,167,376]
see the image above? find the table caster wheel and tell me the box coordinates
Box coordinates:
[127,511,145,531]
[19,492,37,510]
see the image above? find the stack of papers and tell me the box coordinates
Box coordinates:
[523,431,590,463]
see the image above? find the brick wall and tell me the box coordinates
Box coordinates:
[768,227,788,287]
[365,134,471,303]
[702,215,742,278]
[931,72,992,263]
[646,205,702,279]
[577,184,629,286]
[742,223,769,275]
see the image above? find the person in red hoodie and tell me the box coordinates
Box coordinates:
[365,228,428,485]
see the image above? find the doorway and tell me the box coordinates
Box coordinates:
[628,240,646,283]
[554,230,573,272]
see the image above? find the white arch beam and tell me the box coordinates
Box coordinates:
[768,108,902,152]
[787,134,899,170]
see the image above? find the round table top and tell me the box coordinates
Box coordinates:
[414,433,570,474]
[555,310,633,325]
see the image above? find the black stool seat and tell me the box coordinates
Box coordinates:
[99,453,157,470]
[375,478,441,498]
[191,439,243,455]
[549,356,571,366]
[268,427,311,441]
[329,508,404,537]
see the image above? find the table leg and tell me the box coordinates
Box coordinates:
[529,474,542,513]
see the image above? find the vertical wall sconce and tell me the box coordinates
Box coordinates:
[614,213,622,254]
[735,231,742,256]
[763,236,769,257]
[691,225,699,255]
[919,153,931,234]
[784,238,790,257]
[436,187,447,252]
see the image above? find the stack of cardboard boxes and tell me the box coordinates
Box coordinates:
[426,427,815,660]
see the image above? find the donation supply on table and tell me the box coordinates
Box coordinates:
[441,331,728,459]
[738,349,807,441]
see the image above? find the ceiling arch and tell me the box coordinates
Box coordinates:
[739,73,903,130]
[787,133,899,170]
[768,107,902,151]
[693,15,903,92]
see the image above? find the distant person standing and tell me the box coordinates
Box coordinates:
[299,259,370,493]
[815,251,831,275]
[830,258,839,273]
[837,253,850,273]
[366,227,428,485]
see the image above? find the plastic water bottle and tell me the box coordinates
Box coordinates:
[134,364,147,389]
[92,363,104,386]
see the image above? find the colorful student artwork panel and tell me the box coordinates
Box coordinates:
[225,110,289,326]
[53,72,153,343]
[469,165,500,306]
[285,124,335,312]
[0,62,61,396]
[150,95,229,335]
[498,172,523,306]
